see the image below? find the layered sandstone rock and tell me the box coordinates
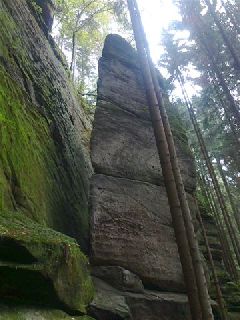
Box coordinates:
[90,34,197,294]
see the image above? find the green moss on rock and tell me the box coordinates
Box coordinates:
[0,210,94,312]
[0,0,92,250]
[0,66,63,226]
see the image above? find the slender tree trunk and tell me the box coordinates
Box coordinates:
[128,1,215,319]
[146,32,213,320]
[198,172,239,281]
[127,1,205,319]
[208,60,240,123]
[209,75,240,168]
[216,158,240,231]
[188,10,240,123]
[178,73,240,268]
[204,0,240,71]
[208,74,240,148]
[216,92,240,148]
[205,177,239,281]
[70,31,76,80]
[195,199,228,320]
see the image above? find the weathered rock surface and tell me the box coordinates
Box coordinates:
[91,266,144,293]
[0,0,92,251]
[90,278,191,320]
[90,35,201,293]
[0,210,94,312]
[90,174,184,291]
[92,35,195,192]
[90,278,131,320]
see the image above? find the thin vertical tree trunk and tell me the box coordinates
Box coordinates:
[206,72,240,148]
[206,182,239,281]
[195,199,228,320]
[198,171,231,273]
[128,1,215,319]
[204,0,240,71]
[216,158,240,231]
[206,57,240,123]
[70,31,76,80]
[140,22,213,320]
[214,88,240,148]
[178,74,240,268]
[198,172,239,281]
[186,8,240,123]
[127,1,204,319]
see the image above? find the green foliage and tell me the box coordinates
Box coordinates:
[53,0,129,93]
[160,0,240,224]
[29,0,43,14]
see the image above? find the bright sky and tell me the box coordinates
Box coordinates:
[135,0,200,98]
[135,0,201,98]
[137,0,181,64]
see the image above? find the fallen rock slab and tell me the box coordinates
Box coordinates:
[90,278,190,320]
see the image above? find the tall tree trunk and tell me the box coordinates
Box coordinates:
[70,31,76,80]
[186,8,240,123]
[146,32,213,320]
[127,1,205,319]
[214,87,240,148]
[178,74,240,268]
[195,199,228,320]
[216,158,240,230]
[204,0,240,71]
[205,175,239,281]
[206,56,240,123]
[206,72,240,148]
[128,1,214,319]
[198,172,239,281]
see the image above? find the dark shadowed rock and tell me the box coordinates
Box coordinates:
[126,292,191,320]
[0,210,94,312]
[90,278,131,320]
[90,278,191,320]
[91,266,144,293]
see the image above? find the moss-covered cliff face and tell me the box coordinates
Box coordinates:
[0,0,92,251]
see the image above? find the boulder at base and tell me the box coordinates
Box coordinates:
[89,278,191,320]
[0,210,94,312]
